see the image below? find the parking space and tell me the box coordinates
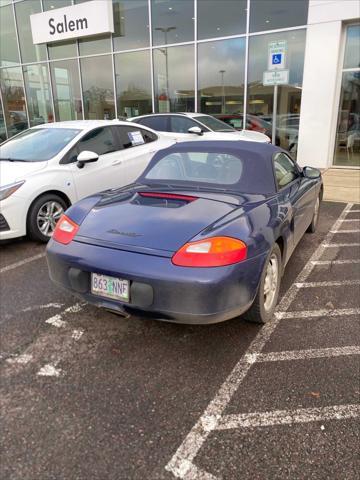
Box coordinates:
[1,202,359,480]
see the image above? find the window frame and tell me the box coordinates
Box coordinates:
[60,126,119,165]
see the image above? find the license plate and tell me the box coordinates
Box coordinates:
[91,273,129,302]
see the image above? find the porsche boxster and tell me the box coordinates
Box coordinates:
[46,141,323,324]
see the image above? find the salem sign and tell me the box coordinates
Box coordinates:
[30,0,114,45]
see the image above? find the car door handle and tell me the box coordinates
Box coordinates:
[112,160,123,166]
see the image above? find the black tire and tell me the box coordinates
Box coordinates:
[307,194,321,233]
[244,243,282,324]
[27,194,67,242]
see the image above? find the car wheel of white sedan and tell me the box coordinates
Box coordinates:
[244,243,282,324]
[28,194,67,242]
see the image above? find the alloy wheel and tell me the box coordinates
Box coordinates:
[36,200,64,237]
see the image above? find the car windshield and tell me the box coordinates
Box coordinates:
[0,128,81,162]
[195,116,236,132]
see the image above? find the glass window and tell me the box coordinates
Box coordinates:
[145,151,243,184]
[113,0,149,51]
[114,125,156,149]
[114,51,152,118]
[250,0,308,33]
[134,116,169,131]
[43,0,77,60]
[0,128,81,161]
[152,0,194,45]
[74,0,111,56]
[80,56,115,120]
[77,127,117,155]
[274,152,299,188]
[196,115,234,132]
[0,66,28,138]
[0,5,20,67]
[344,25,360,70]
[198,37,246,115]
[170,115,197,132]
[50,59,82,121]
[333,72,360,167]
[247,29,306,156]
[153,45,195,112]
[23,64,54,127]
[197,0,247,40]
[15,0,47,63]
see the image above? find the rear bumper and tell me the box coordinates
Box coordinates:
[46,239,267,324]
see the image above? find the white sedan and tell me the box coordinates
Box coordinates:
[130,112,270,143]
[0,120,174,242]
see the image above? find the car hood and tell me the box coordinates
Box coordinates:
[0,160,47,186]
[75,189,242,253]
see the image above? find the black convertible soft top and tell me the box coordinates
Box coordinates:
[139,140,286,195]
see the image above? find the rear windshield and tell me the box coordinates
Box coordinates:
[196,116,235,132]
[145,151,243,185]
[0,128,80,162]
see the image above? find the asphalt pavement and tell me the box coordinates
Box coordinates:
[1,201,359,480]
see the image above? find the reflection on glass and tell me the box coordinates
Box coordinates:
[0,5,19,67]
[247,30,306,156]
[115,51,152,117]
[198,38,245,115]
[43,0,77,60]
[15,0,46,64]
[50,59,82,121]
[334,72,360,167]
[113,0,149,51]
[153,45,194,112]
[344,25,360,70]
[23,64,54,127]
[197,0,247,40]
[0,96,6,143]
[74,0,111,55]
[152,0,194,45]
[81,55,115,120]
[250,0,308,33]
[0,67,28,138]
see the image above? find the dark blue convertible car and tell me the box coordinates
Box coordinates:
[46,141,322,324]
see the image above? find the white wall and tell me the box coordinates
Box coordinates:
[297,0,360,168]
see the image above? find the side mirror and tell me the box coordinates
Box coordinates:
[188,126,203,136]
[302,166,321,179]
[76,150,99,169]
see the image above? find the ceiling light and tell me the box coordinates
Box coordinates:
[265,20,270,23]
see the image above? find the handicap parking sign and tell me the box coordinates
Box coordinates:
[272,53,282,65]
[268,40,287,70]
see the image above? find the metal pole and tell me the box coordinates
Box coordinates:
[272,84,278,145]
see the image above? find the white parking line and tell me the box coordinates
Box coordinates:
[323,243,360,247]
[311,259,360,265]
[295,280,360,288]
[6,353,33,365]
[331,229,360,233]
[247,346,360,363]
[215,404,360,431]
[345,209,360,213]
[44,303,84,329]
[0,252,46,274]
[338,219,360,222]
[165,203,355,479]
[37,363,62,377]
[275,308,360,319]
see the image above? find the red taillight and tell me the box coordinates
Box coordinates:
[52,214,79,245]
[138,192,197,202]
[172,236,247,267]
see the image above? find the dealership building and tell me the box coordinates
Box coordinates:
[0,0,359,169]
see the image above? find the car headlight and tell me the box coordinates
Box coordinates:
[0,180,25,201]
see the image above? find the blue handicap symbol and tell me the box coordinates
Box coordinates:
[272,53,282,65]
